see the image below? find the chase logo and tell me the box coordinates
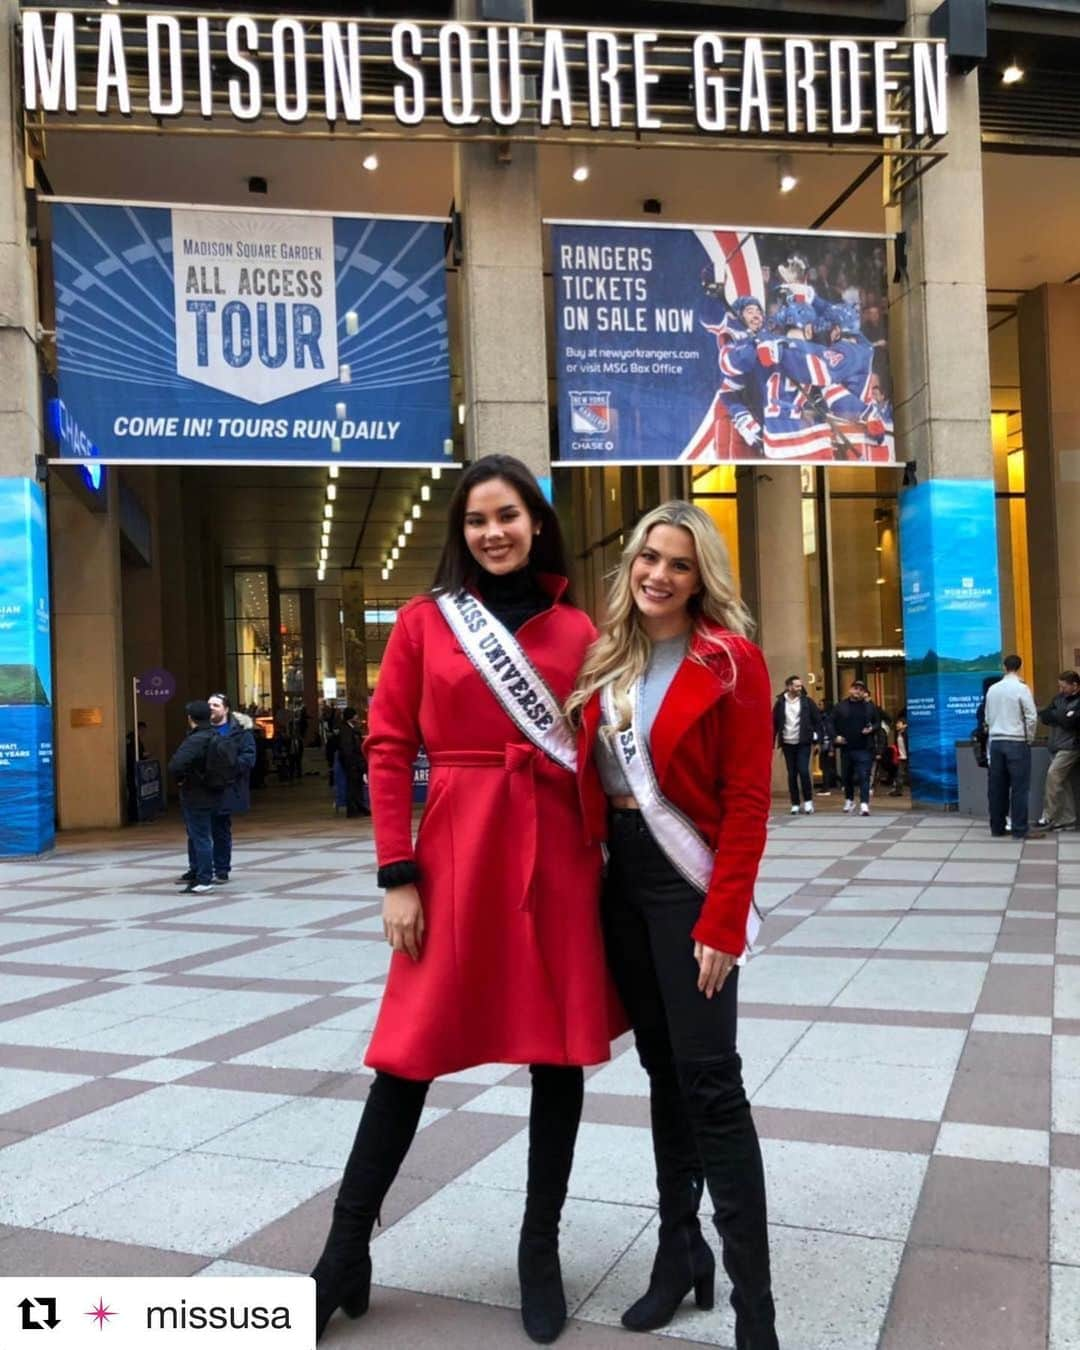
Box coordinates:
[569,391,611,435]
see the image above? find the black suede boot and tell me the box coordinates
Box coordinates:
[311,1071,430,1341]
[623,1060,715,1332]
[517,1065,584,1344]
[678,1054,779,1350]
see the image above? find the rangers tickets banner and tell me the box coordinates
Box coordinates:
[550,221,895,467]
[48,201,452,465]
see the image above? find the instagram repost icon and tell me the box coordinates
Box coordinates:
[569,390,611,435]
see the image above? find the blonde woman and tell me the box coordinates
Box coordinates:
[567,501,778,1348]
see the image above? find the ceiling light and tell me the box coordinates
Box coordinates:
[327,483,337,501]
[381,568,388,581]
[335,402,346,419]
[320,547,328,561]
[392,546,400,560]
[412,503,421,519]
[339,363,351,384]
[777,154,798,194]
[317,567,325,581]
[1002,64,1023,84]
[571,147,590,183]
[876,577,886,585]
[362,153,379,171]
[330,436,341,454]
[404,519,413,535]
[386,557,394,571]
[420,483,431,502]
[345,310,359,335]
[431,466,442,481]
[325,504,333,519]
[329,464,339,479]
[397,532,405,548]
[322,525,330,540]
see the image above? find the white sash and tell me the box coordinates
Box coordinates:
[436,590,578,773]
[602,680,760,961]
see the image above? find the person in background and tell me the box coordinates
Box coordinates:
[1038,671,1080,831]
[167,700,221,894]
[985,654,1041,840]
[337,706,370,818]
[832,680,879,816]
[889,710,909,797]
[772,675,823,814]
[200,692,257,885]
[125,720,149,823]
[818,699,839,793]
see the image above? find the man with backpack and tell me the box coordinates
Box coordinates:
[201,692,257,884]
[168,700,225,894]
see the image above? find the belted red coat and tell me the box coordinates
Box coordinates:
[576,626,773,958]
[362,576,618,1081]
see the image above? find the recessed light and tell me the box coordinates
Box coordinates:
[1002,64,1024,84]
[362,153,379,171]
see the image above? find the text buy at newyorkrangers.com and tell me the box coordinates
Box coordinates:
[2,1278,315,1347]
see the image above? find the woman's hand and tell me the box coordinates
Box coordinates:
[694,942,737,999]
[383,885,425,961]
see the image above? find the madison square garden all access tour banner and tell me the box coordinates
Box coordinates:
[551,221,895,468]
[47,201,452,466]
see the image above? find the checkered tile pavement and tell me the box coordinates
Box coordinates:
[1,797,1079,1349]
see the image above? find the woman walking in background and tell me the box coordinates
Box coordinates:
[311,455,616,1344]
[568,501,779,1348]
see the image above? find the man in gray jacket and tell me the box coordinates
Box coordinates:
[985,655,1040,839]
[1039,671,1080,830]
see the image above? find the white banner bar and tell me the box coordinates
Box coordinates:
[0,1278,315,1349]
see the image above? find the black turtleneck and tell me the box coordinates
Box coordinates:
[476,564,551,634]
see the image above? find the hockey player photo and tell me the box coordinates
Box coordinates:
[552,222,897,468]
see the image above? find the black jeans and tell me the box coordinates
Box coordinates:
[841,747,873,805]
[781,744,812,807]
[602,809,775,1343]
[989,740,1031,837]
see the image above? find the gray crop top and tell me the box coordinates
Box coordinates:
[594,633,689,796]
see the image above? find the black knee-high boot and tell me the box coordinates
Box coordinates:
[622,1060,715,1332]
[311,1071,430,1341]
[678,1054,778,1350]
[518,1064,584,1345]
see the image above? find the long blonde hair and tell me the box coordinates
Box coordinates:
[566,500,754,733]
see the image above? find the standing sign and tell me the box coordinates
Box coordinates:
[550,221,895,467]
[0,480,55,856]
[48,201,452,466]
[137,669,176,703]
[900,480,1002,806]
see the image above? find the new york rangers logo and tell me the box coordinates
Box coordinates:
[570,390,611,435]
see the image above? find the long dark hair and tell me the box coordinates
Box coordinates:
[430,455,573,600]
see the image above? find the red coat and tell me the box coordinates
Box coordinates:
[577,626,773,957]
[362,576,616,1080]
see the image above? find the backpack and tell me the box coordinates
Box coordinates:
[203,728,241,791]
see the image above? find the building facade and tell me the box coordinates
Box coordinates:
[1,0,1079,845]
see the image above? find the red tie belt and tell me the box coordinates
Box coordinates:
[427,744,543,914]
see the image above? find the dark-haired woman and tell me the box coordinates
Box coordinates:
[311,455,616,1344]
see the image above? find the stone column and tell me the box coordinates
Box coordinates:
[1017,284,1080,688]
[50,473,127,829]
[0,0,39,482]
[889,1,998,807]
[738,469,808,793]
[453,1,548,480]
[341,568,369,715]
[889,3,993,485]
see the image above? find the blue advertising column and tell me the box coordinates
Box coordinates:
[0,479,55,854]
[899,480,1002,806]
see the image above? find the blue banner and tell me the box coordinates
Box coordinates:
[0,479,55,855]
[551,221,895,467]
[50,202,452,465]
[900,480,1002,805]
